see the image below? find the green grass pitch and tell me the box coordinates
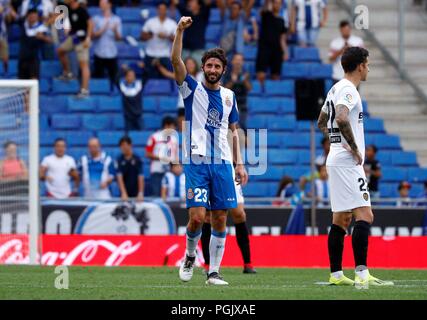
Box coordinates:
[1,266,427,300]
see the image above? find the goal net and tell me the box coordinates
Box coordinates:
[0,80,39,265]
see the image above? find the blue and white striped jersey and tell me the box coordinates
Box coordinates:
[293,0,327,30]
[178,74,239,162]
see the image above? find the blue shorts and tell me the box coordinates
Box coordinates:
[184,157,237,211]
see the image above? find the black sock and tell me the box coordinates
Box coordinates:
[352,220,370,268]
[201,223,211,265]
[328,224,346,273]
[235,222,251,265]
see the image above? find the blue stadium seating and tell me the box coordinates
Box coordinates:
[143,96,158,112]
[292,47,320,62]
[40,115,49,130]
[282,134,310,148]
[381,167,407,182]
[159,96,178,112]
[260,166,284,181]
[113,115,125,129]
[283,166,310,181]
[40,96,67,113]
[379,183,398,198]
[40,61,62,78]
[209,8,222,24]
[297,150,311,165]
[144,79,171,95]
[97,131,124,146]
[268,150,298,165]
[40,79,51,94]
[391,151,418,167]
[51,115,81,129]
[98,96,122,112]
[407,168,427,183]
[243,45,258,61]
[281,63,310,79]
[296,120,311,132]
[377,151,392,166]
[0,60,17,75]
[52,79,80,94]
[364,118,385,133]
[116,7,143,22]
[9,42,19,59]
[243,183,269,197]
[82,114,111,130]
[374,134,401,150]
[143,114,162,130]
[205,24,221,42]
[249,80,263,96]
[247,117,266,128]
[89,79,111,94]
[310,64,333,78]
[129,131,151,146]
[264,80,294,97]
[410,183,424,198]
[67,96,97,112]
[122,23,142,38]
[116,43,141,59]
[267,116,296,131]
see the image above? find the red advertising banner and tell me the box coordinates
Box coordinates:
[1,234,427,268]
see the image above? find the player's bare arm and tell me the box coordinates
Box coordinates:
[335,104,362,165]
[230,123,248,185]
[317,110,329,137]
[171,16,193,85]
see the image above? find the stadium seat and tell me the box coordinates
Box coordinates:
[248,80,263,96]
[410,183,424,198]
[376,151,392,165]
[0,59,17,75]
[407,167,427,183]
[209,8,222,24]
[259,166,284,181]
[89,79,111,94]
[247,117,266,129]
[282,134,310,148]
[40,96,67,113]
[68,147,88,160]
[279,98,296,114]
[267,133,281,148]
[40,115,49,130]
[52,79,80,94]
[264,80,294,97]
[364,118,385,133]
[117,43,141,59]
[67,96,97,112]
[122,23,141,38]
[143,96,158,112]
[283,166,310,181]
[144,79,171,95]
[297,150,311,165]
[310,64,333,78]
[82,114,111,130]
[391,151,418,167]
[268,150,297,165]
[97,96,122,112]
[128,131,151,147]
[205,24,221,42]
[296,120,311,132]
[374,134,401,150]
[9,42,19,59]
[143,114,162,130]
[381,167,407,182]
[97,131,124,146]
[268,116,296,131]
[292,47,320,62]
[281,63,310,79]
[159,96,178,112]
[243,183,269,197]
[40,61,62,78]
[51,114,81,129]
[40,79,51,94]
[243,45,257,61]
[116,7,143,22]
[113,115,125,129]
[87,7,101,16]
[379,183,398,198]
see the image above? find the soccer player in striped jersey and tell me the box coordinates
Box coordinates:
[171,16,248,285]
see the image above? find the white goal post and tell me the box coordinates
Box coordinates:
[0,80,39,265]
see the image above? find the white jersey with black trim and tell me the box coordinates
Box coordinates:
[178,74,239,162]
[322,78,365,167]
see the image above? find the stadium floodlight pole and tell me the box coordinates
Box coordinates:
[398,0,405,75]
[310,121,317,235]
[0,80,40,265]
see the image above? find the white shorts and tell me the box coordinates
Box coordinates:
[232,166,244,204]
[326,165,371,212]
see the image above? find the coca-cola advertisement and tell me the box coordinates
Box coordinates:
[1,234,427,268]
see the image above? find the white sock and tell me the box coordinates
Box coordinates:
[331,271,344,279]
[208,230,226,275]
[186,228,202,258]
[355,266,369,280]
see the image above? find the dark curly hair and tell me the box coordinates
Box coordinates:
[341,47,369,73]
[201,48,227,68]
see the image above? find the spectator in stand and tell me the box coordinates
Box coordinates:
[223,53,251,130]
[19,0,54,23]
[396,181,413,207]
[40,138,79,199]
[0,141,28,180]
[161,163,186,201]
[18,9,52,79]
[0,0,17,75]
[115,136,144,202]
[315,137,330,167]
[78,137,115,199]
[92,0,122,90]
[329,20,364,84]
[119,68,143,132]
[364,144,381,198]
[256,0,288,84]
[290,0,328,47]
[145,116,179,196]
[313,164,329,207]
[56,0,93,98]
[416,181,427,206]
[217,0,246,57]
[141,1,177,79]
[243,6,259,45]
[277,175,297,199]
[172,0,212,66]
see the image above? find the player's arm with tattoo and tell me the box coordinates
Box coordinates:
[335,104,362,164]
[317,110,329,136]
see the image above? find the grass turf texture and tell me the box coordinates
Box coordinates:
[1,266,427,300]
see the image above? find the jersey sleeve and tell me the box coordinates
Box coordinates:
[69,157,77,170]
[145,135,156,153]
[336,86,359,112]
[228,94,239,124]
[178,74,198,100]
[161,174,168,187]
[114,159,122,176]
[40,156,49,168]
[138,158,144,176]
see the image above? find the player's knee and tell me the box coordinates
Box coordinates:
[232,208,246,224]
[212,214,227,228]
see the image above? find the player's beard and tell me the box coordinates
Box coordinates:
[204,71,223,85]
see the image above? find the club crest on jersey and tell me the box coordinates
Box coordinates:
[187,188,194,200]
[225,96,232,107]
[363,192,369,201]
[207,108,221,128]
[344,93,353,104]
